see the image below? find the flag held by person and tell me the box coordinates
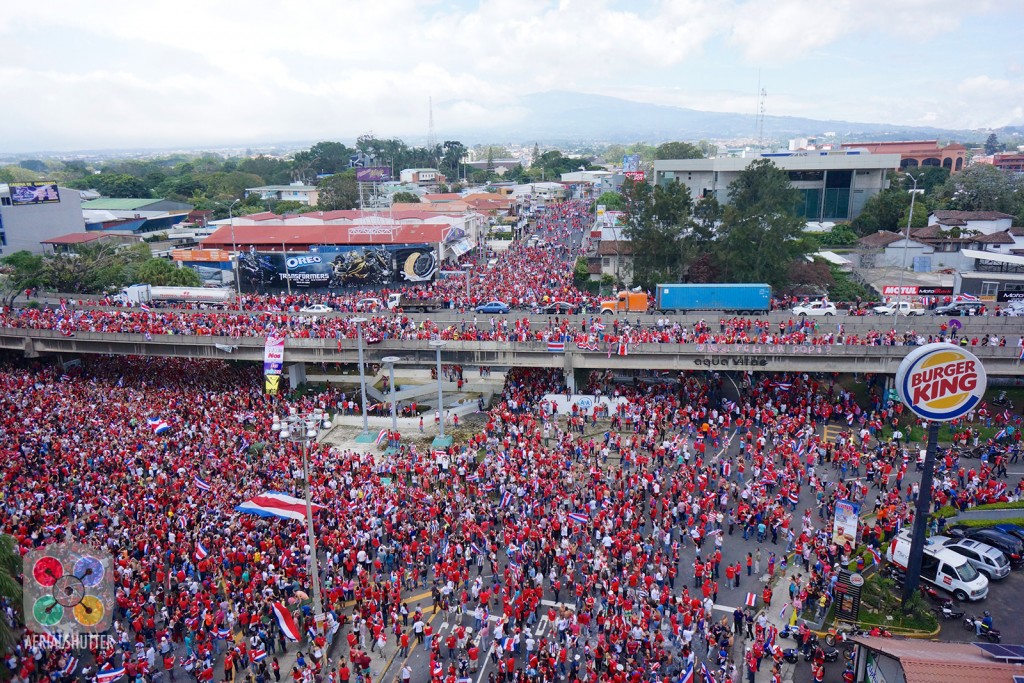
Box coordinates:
[147,416,171,434]
[679,661,693,683]
[193,475,212,492]
[868,546,882,565]
[195,541,209,561]
[745,592,756,608]
[97,666,126,683]
[271,602,300,642]
[235,491,323,522]
[60,657,79,677]
[699,662,715,683]
[567,512,589,524]
[375,428,388,447]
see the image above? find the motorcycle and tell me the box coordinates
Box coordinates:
[963,616,1002,643]
[808,646,840,663]
[992,391,1015,411]
[932,602,965,621]
[825,625,864,647]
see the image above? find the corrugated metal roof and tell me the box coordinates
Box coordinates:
[854,637,1024,683]
[82,198,165,210]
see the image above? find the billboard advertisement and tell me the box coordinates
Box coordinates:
[237,244,438,293]
[9,181,60,205]
[623,155,640,172]
[832,499,861,546]
[882,285,953,296]
[624,171,646,183]
[356,167,393,182]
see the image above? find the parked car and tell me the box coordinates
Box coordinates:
[993,524,1024,546]
[542,301,578,314]
[355,297,384,312]
[940,537,1011,580]
[299,304,333,314]
[872,301,926,316]
[934,301,984,316]
[792,301,837,316]
[475,301,511,314]
[947,527,1024,567]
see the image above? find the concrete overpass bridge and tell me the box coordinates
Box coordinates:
[4,328,1024,381]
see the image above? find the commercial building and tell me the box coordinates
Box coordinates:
[81,197,193,235]
[850,636,1023,683]
[244,182,319,206]
[653,150,901,222]
[399,169,446,186]
[40,232,141,254]
[839,140,967,173]
[0,182,85,255]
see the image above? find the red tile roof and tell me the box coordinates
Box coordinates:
[931,210,1016,221]
[41,232,114,245]
[201,222,451,249]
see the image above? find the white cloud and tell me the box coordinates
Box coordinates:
[0,0,1019,151]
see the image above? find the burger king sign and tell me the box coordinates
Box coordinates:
[895,343,987,421]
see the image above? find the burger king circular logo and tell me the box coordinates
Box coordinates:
[895,343,987,421]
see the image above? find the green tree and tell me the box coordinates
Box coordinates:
[130,258,203,286]
[817,225,860,246]
[18,159,47,172]
[984,133,1001,155]
[0,251,45,306]
[43,242,149,293]
[392,191,420,204]
[899,199,928,229]
[654,141,705,160]
[0,534,22,652]
[316,170,359,211]
[0,165,44,183]
[269,200,317,215]
[715,159,812,288]
[850,187,909,235]
[939,163,1021,214]
[439,141,467,181]
[76,172,150,198]
[595,191,625,211]
[622,179,704,288]
[293,140,355,177]
[237,155,292,185]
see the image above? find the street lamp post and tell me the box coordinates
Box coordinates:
[228,199,241,300]
[381,356,400,435]
[429,339,449,446]
[462,263,473,304]
[270,407,332,632]
[895,172,921,309]
[282,240,292,296]
[351,317,371,441]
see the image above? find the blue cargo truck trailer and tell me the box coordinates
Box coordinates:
[655,283,772,314]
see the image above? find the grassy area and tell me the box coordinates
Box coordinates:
[857,574,937,632]
[935,500,1024,519]
[951,517,1024,528]
[875,421,1004,445]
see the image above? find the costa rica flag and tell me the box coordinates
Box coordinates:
[271,602,300,642]
[250,649,267,662]
[745,592,757,608]
[567,512,589,524]
[679,661,693,683]
[195,541,209,561]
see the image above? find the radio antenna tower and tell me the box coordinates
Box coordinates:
[427,96,438,167]
[756,77,767,149]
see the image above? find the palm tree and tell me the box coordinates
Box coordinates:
[0,534,23,651]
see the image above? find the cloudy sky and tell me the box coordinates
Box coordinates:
[1,0,1022,152]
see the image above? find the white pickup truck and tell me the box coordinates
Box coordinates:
[873,301,926,316]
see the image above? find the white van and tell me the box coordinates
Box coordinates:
[887,531,989,601]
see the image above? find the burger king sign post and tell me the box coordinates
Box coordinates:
[894,343,987,607]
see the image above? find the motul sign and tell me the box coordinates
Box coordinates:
[895,344,986,421]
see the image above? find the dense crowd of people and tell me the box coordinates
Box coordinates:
[3,198,1023,683]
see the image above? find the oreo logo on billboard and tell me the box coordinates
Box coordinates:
[286,255,322,269]
[895,343,987,421]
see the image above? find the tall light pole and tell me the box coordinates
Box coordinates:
[381,356,400,436]
[351,317,372,441]
[228,198,241,300]
[429,339,450,447]
[462,263,473,304]
[895,172,921,310]
[282,239,292,296]
[270,407,331,632]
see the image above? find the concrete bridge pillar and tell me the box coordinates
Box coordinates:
[564,353,576,393]
[288,363,307,388]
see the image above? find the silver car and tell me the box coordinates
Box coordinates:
[942,537,1011,580]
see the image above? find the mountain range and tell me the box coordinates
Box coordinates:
[458,90,1003,146]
